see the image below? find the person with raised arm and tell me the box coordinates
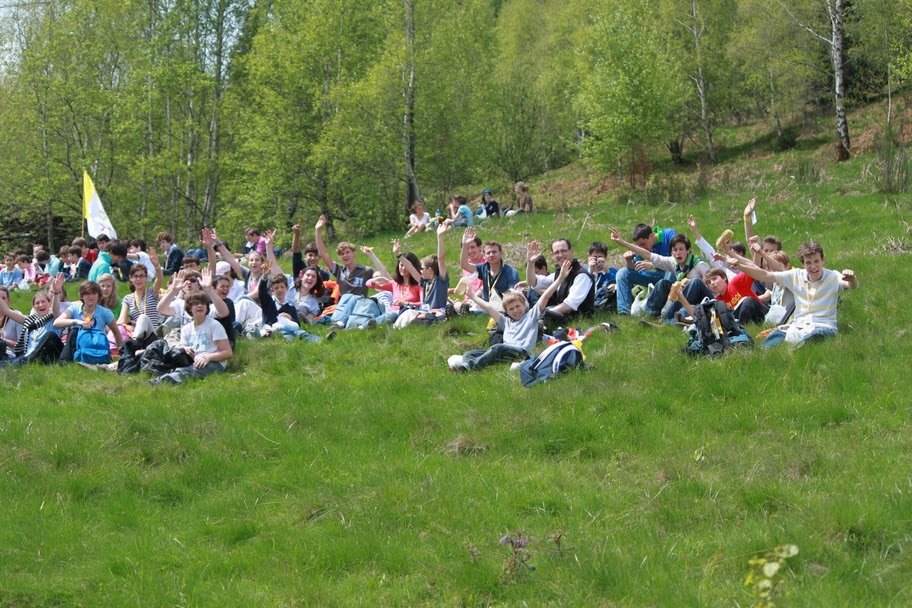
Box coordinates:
[315,215,375,327]
[458,227,519,309]
[447,259,572,372]
[394,222,451,327]
[525,238,594,330]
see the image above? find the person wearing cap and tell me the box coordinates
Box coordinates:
[613,223,678,315]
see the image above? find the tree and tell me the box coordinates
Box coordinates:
[777,0,852,159]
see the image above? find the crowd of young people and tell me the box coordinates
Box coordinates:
[0,196,859,384]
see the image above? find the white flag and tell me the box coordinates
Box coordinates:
[83,170,117,239]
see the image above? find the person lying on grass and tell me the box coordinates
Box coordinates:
[149,292,233,385]
[723,240,857,347]
[447,258,571,372]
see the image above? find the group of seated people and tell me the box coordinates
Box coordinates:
[404,182,535,237]
[0,197,859,383]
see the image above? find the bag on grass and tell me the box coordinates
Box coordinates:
[683,298,752,357]
[518,341,585,388]
[74,325,111,364]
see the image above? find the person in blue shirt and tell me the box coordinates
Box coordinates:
[613,223,678,315]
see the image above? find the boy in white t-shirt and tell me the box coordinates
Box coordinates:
[150,292,232,385]
[447,259,571,371]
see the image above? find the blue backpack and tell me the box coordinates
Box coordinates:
[74,325,111,364]
[518,341,585,388]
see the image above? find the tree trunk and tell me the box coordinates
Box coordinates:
[403,0,421,212]
[667,136,685,165]
[828,0,850,159]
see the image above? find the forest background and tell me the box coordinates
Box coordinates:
[1,0,911,249]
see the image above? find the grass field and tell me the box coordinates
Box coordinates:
[2,111,912,606]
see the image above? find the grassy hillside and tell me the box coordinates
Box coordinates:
[2,104,911,606]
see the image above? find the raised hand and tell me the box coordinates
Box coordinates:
[744,198,757,218]
[315,215,327,230]
[462,227,476,245]
[609,227,621,242]
[558,259,572,279]
[390,239,401,256]
[291,221,301,236]
[200,267,213,288]
[264,229,276,245]
[148,246,160,267]
[527,240,540,261]
[201,227,213,247]
[436,222,449,236]
[361,245,374,255]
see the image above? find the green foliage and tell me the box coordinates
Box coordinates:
[869,121,912,194]
[575,0,686,170]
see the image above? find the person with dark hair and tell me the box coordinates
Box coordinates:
[458,228,520,308]
[156,232,184,276]
[53,280,123,363]
[289,220,330,281]
[609,228,709,322]
[149,292,233,385]
[613,222,678,315]
[88,242,128,282]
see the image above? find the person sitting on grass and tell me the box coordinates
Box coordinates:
[676,265,768,325]
[0,286,23,356]
[117,254,164,344]
[447,259,572,372]
[458,228,520,311]
[613,222,678,315]
[314,215,375,326]
[149,292,233,385]
[395,222,451,327]
[723,240,857,347]
[609,228,709,322]
[525,238,594,330]
[156,268,230,334]
[292,266,335,324]
[405,201,431,237]
[256,256,321,342]
[0,274,65,366]
[53,280,124,364]
[362,241,422,326]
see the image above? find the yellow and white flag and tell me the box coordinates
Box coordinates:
[83,170,117,238]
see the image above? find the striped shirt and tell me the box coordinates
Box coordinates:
[770,268,843,330]
[122,288,161,328]
[13,313,54,357]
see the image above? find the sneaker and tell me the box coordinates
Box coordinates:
[447,355,467,371]
[601,322,620,332]
[77,361,99,371]
[509,361,523,371]
[332,321,345,329]
[325,329,337,342]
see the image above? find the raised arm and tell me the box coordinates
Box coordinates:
[609,227,653,259]
[525,240,540,289]
[362,246,391,279]
[743,198,757,243]
[536,260,572,313]
[148,246,164,294]
[725,252,775,285]
[200,268,229,318]
[435,222,448,277]
[748,238,784,272]
[840,269,858,290]
[314,215,336,268]
[291,220,302,254]
[465,282,502,324]
[0,291,26,324]
[459,228,477,274]
[156,272,183,316]
[210,228,247,281]
[263,229,283,279]
[395,245,422,284]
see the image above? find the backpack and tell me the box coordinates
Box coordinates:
[683,298,753,357]
[518,341,585,388]
[74,325,111,364]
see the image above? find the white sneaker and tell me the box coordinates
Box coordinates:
[447,355,465,370]
[509,361,523,371]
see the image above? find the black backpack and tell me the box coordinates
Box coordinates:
[683,298,752,357]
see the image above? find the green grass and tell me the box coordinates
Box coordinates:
[2,111,912,606]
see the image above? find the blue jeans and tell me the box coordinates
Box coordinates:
[615,267,671,314]
[462,344,530,371]
[330,293,360,325]
[761,326,836,348]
